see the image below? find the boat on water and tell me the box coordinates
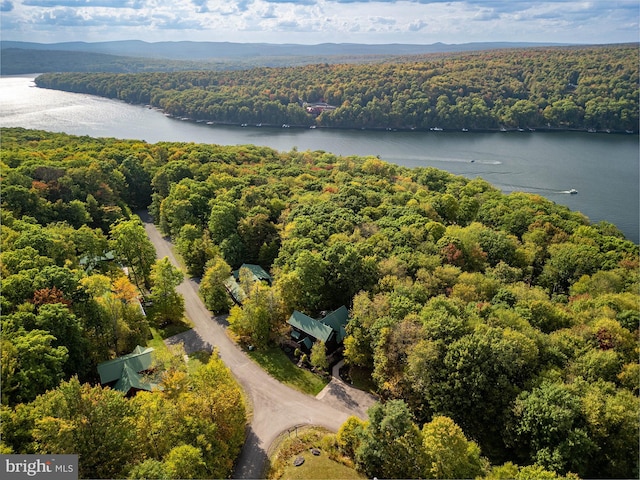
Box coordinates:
[569,189,578,194]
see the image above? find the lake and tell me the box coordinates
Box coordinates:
[1,74,638,243]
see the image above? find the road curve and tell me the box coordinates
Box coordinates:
[139,212,367,479]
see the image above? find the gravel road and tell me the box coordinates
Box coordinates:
[140,212,373,479]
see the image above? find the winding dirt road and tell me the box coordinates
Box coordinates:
[140,212,372,479]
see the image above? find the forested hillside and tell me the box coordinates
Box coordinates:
[3,40,560,61]
[1,128,638,478]
[35,44,638,131]
[0,47,407,75]
[0,48,222,75]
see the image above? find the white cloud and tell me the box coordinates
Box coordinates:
[261,5,277,18]
[409,19,427,31]
[23,0,144,7]
[2,0,638,44]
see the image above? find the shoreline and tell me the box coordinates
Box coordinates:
[171,115,637,136]
[27,78,637,137]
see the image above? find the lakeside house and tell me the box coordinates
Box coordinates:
[287,305,349,352]
[304,102,337,116]
[97,345,161,396]
[224,263,273,304]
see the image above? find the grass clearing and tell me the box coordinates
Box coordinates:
[148,327,170,352]
[247,345,328,396]
[148,319,192,352]
[268,427,363,480]
[279,452,364,480]
[156,316,193,338]
[185,350,212,374]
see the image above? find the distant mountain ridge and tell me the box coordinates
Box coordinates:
[2,39,572,61]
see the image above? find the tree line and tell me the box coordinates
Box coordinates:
[1,127,638,478]
[35,44,639,131]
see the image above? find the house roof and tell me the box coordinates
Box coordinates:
[225,264,272,304]
[287,310,334,343]
[224,276,247,304]
[79,250,115,266]
[97,345,154,384]
[300,337,313,350]
[233,264,272,284]
[113,362,158,394]
[79,250,116,272]
[320,306,349,342]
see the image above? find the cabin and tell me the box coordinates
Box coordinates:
[224,263,272,304]
[287,306,349,353]
[78,250,115,273]
[97,345,161,396]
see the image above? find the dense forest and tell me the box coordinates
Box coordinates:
[1,128,638,478]
[0,129,246,478]
[35,44,638,131]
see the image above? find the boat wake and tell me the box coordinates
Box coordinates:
[495,183,580,195]
[469,159,503,165]
[428,156,503,165]
[383,155,503,166]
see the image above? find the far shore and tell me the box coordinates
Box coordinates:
[166,114,637,136]
[29,76,637,137]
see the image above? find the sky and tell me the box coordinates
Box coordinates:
[1,0,638,45]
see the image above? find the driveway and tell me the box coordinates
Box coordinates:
[140,212,373,479]
[316,360,377,419]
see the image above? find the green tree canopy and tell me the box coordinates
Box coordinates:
[356,400,426,479]
[149,257,184,325]
[110,217,157,291]
[421,416,485,479]
[199,256,232,313]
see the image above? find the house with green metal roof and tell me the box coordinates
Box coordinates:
[232,264,272,284]
[224,264,273,304]
[319,305,349,343]
[97,345,161,395]
[287,306,350,352]
[79,250,115,273]
[224,276,248,304]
